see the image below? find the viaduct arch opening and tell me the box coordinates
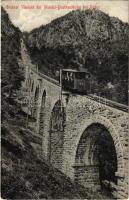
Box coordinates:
[31,81,34,92]
[33,86,40,119]
[49,100,66,169]
[74,123,117,196]
[39,90,46,134]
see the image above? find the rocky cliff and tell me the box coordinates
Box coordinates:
[26,9,128,104]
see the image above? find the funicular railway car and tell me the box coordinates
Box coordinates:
[61,69,91,94]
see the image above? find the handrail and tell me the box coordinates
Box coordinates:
[31,67,60,87]
[30,67,128,112]
[88,94,128,113]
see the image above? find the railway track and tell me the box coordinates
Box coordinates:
[87,94,128,113]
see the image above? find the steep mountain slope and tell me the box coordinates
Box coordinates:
[1,8,99,199]
[1,7,24,120]
[26,9,128,104]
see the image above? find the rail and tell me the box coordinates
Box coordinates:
[88,94,128,113]
[30,68,128,112]
[31,67,60,87]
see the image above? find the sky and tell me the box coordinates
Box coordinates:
[2,0,128,32]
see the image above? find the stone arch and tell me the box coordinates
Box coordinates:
[71,116,125,197]
[48,99,66,168]
[39,90,46,134]
[62,115,125,197]
[77,116,124,173]
[74,123,117,195]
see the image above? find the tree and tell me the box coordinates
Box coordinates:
[1,8,25,120]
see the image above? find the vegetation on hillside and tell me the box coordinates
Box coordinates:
[1,7,126,199]
[1,7,109,199]
[25,9,128,104]
[1,7,86,199]
[1,7,24,121]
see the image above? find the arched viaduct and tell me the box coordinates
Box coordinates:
[21,41,128,199]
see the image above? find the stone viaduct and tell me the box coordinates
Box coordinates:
[21,41,128,199]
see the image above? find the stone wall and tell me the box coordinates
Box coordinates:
[61,94,128,199]
[23,65,128,199]
[74,165,100,191]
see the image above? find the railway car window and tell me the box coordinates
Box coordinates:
[66,72,70,81]
[70,72,74,81]
[75,72,86,79]
[64,75,67,80]
[62,71,74,89]
[62,72,67,80]
[63,72,74,81]
[85,74,90,78]
[63,74,67,80]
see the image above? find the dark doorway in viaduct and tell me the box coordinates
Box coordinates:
[33,86,40,119]
[39,90,46,134]
[31,81,34,92]
[74,123,117,196]
[49,100,66,169]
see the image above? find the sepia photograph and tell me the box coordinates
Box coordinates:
[1,0,129,199]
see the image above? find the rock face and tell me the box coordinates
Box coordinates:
[26,9,128,104]
[27,10,128,48]
[1,7,21,38]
